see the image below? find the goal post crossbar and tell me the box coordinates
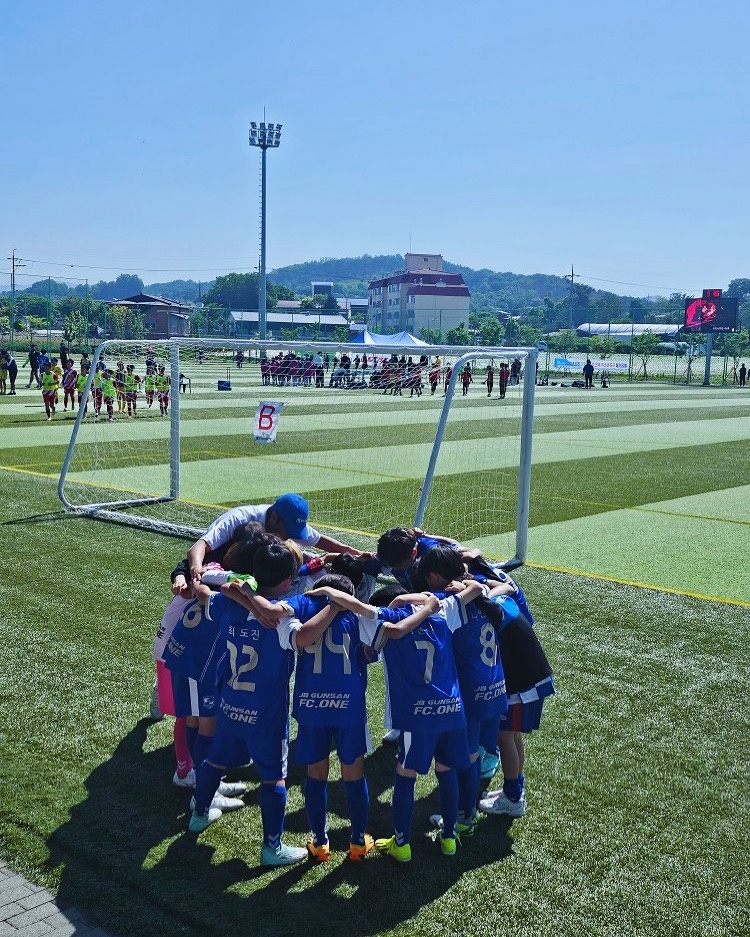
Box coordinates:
[58,338,537,561]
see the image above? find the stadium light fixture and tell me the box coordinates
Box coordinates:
[249,115,283,340]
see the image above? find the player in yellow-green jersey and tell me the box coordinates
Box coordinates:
[101,369,117,422]
[155,365,171,416]
[144,370,156,408]
[41,363,60,420]
[76,363,90,415]
[124,364,142,417]
[92,366,104,418]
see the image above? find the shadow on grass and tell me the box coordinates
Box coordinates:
[47,721,515,937]
[1,510,70,526]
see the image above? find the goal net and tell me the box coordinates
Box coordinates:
[58,338,536,565]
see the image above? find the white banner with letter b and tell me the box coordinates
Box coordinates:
[254,400,285,443]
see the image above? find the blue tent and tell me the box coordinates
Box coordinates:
[350,328,429,346]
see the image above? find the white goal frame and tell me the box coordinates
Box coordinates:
[58,338,537,566]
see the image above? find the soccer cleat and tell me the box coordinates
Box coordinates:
[382,728,400,743]
[306,836,330,862]
[374,836,411,863]
[348,834,374,862]
[457,815,479,837]
[439,833,457,856]
[188,806,222,833]
[190,793,244,813]
[260,842,309,867]
[149,685,163,721]
[430,814,478,837]
[173,768,196,788]
[479,791,526,817]
[478,748,500,780]
[218,780,248,797]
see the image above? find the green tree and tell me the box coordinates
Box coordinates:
[517,323,543,346]
[631,330,659,380]
[478,315,504,346]
[590,334,617,359]
[25,279,70,300]
[331,326,350,343]
[108,305,128,339]
[419,327,443,344]
[721,331,749,377]
[203,272,294,310]
[299,293,338,310]
[629,297,649,323]
[549,329,580,358]
[725,279,750,301]
[128,310,146,340]
[280,327,301,340]
[445,323,471,345]
[590,291,625,319]
[63,310,87,346]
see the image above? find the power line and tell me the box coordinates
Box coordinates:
[577,273,701,294]
[14,257,258,274]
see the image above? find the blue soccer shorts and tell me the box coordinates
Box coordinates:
[170,672,217,718]
[294,723,371,766]
[398,726,470,775]
[207,713,289,781]
[499,697,545,733]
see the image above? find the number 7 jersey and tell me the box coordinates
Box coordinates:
[359,596,466,734]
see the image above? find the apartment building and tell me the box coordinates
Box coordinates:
[367,253,470,336]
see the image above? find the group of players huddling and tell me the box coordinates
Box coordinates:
[152,493,554,867]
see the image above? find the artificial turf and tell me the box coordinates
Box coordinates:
[1,373,749,937]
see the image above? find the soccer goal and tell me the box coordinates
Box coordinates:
[58,338,537,566]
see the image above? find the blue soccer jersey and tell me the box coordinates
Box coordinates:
[488,567,534,624]
[206,592,295,740]
[442,593,507,722]
[358,596,465,733]
[284,594,368,728]
[163,597,222,683]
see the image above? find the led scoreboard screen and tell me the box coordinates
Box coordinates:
[683,290,739,333]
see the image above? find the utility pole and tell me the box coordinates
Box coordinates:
[563,264,577,330]
[6,251,26,353]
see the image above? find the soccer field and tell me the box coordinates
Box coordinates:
[0,364,748,937]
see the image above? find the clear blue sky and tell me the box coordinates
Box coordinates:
[2,0,748,297]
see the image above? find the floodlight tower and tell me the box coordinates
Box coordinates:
[249,119,282,340]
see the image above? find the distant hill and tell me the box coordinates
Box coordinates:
[269,255,403,299]
[269,254,576,313]
[7,255,632,315]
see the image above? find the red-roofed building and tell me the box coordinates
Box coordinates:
[367,253,470,336]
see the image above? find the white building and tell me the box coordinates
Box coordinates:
[367,253,470,336]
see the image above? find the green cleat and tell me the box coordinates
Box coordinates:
[374,835,411,863]
[439,833,457,856]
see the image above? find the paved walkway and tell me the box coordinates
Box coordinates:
[0,861,110,937]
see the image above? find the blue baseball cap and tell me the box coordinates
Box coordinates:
[271,493,311,540]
